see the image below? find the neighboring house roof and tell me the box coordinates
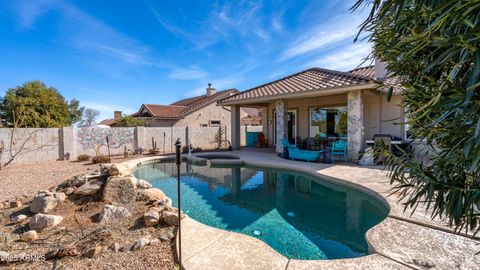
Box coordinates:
[347,66,375,78]
[218,68,375,105]
[137,88,239,119]
[98,118,117,126]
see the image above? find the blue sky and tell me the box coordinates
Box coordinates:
[0,0,370,121]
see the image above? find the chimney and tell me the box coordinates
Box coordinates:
[206,83,216,96]
[374,58,388,79]
[114,111,122,120]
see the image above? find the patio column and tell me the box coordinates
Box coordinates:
[347,90,364,161]
[275,99,287,154]
[231,104,241,150]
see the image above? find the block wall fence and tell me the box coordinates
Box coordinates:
[0,125,262,166]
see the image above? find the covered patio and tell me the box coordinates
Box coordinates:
[219,64,405,162]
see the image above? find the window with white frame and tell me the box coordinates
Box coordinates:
[209,120,221,127]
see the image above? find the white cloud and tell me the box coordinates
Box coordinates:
[13,0,151,66]
[149,1,271,49]
[169,67,208,80]
[304,42,372,71]
[279,13,365,62]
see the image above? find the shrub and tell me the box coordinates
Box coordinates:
[77,154,91,161]
[92,155,111,164]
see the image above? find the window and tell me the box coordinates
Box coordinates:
[309,106,347,137]
[200,123,208,127]
[209,120,221,127]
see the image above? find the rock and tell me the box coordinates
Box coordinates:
[53,192,66,202]
[108,163,131,177]
[20,230,38,242]
[136,188,167,202]
[143,210,160,227]
[10,200,22,208]
[149,206,164,213]
[102,176,137,204]
[74,180,103,196]
[136,179,152,189]
[109,243,121,253]
[29,213,63,230]
[98,205,131,223]
[162,210,185,226]
[132,237,150,251]
[159,235,170,242]
[120,243,133,252]
[30,195,59,214]
[57,246,79,258]
[72,175,87,187]
[11,214,27,223]
[45,249,59,260]
[149,239,160,245]
[63,187,75,195]
[84,245,101,258]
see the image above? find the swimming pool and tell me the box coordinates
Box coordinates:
[133,160,388,260]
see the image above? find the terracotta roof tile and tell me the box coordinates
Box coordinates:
[138,89,239,119]
[347,66,375,78]
[219,68,373,104]
[98,119,116,126]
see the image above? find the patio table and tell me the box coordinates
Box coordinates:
[365,140,403,145]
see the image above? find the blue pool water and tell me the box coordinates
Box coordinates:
[133,161,388,260]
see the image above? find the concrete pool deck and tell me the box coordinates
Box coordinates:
[125,148,480,270]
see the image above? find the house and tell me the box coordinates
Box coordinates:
[218,60,404,160]
[100,84,260,128]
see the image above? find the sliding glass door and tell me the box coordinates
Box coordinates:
[309,106,347,138]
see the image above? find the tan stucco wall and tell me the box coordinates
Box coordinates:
[145,104,253,129]
[363,93,404,143]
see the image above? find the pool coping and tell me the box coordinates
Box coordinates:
[122,153,479,270]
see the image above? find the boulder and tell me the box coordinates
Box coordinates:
[30,196,58,214]
[143,210,160,227]
[29,214,63,230]
[71,175,87,187]
[160,231,175,242]
[74,180,103,196]
[11,214,27,223]
[108,163,131,177]
[132,237,151,251]
[20,230,38,242]
[120,243,133,252]
[149,239,160,245]
[53,192,66,202]
[102,176,137,204]
[98,205,131,223]
[63,187,75,195]
[136,179,152,189]
[162,211,179,226]
[136,188,167,202]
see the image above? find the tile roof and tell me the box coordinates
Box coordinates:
[98,118,116,126]
[219,68,374,104]
[140,89,239,118]
[347,66,375,78]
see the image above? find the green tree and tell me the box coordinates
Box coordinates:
[0,80,81,127]
[114,115,147,127]
[353,0,480,233]
[68,98,85,124]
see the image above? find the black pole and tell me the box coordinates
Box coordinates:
[106,135,111,161]
[174,138,182,270]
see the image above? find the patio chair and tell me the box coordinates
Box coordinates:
[373,134,392,152]
[330,140,347,163]
[281,138,297,149]
[257,132,269,148]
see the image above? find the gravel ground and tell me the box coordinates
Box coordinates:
[0,161,99,202]
[0,156,139,202]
